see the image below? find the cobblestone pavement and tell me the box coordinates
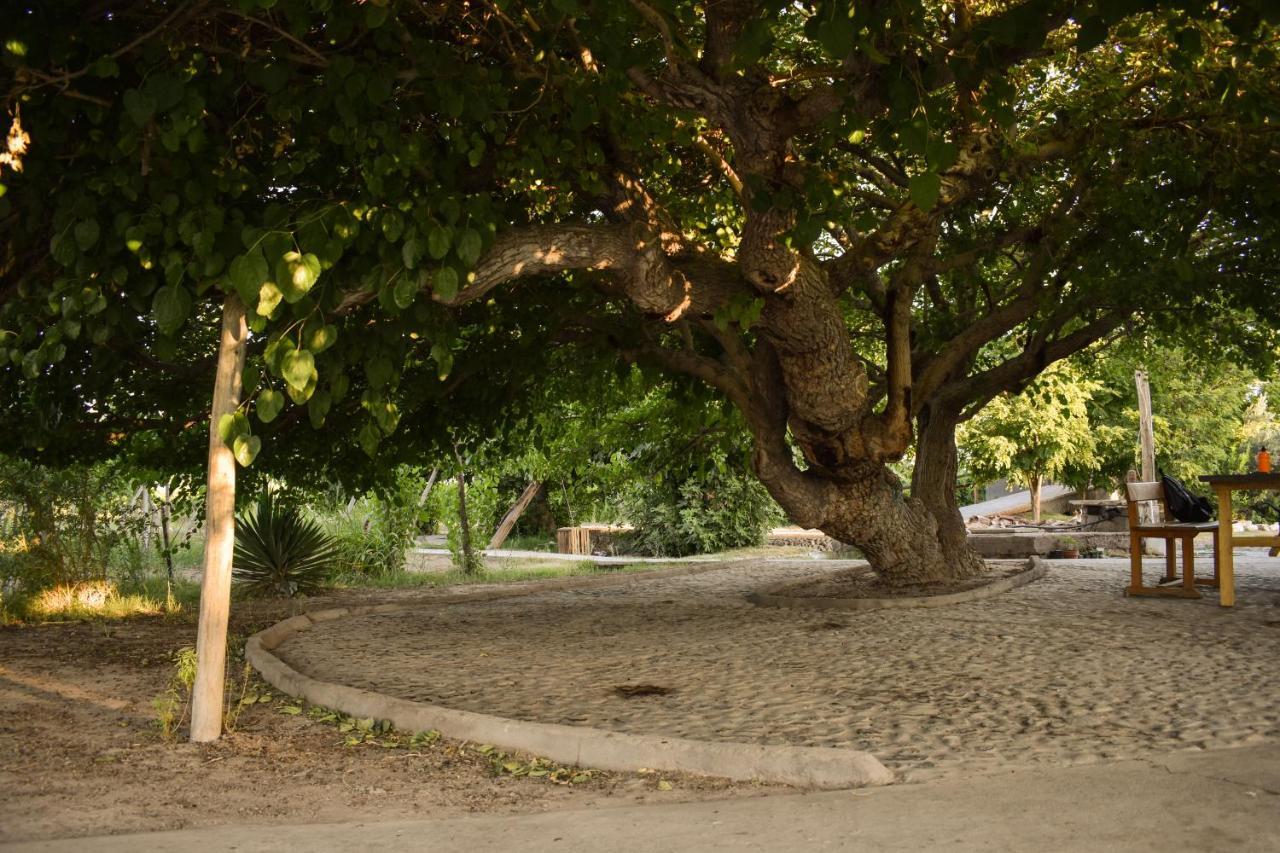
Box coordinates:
[273,557,1280,781]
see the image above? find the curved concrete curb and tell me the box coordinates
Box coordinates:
[746,557,1048,611]
[246,602,894,790]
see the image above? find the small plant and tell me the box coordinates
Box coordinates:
[153,645,198,742]
[223,663,255,733]
[233,492,338,598]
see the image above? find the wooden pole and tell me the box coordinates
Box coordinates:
[190,294,248,743]
[487,481,541,550]
[1135,370,1156,483]
[1134,369,1162,547]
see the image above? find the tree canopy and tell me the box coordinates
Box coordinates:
[2,0,1278,583]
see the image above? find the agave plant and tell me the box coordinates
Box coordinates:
[233,492,338,598]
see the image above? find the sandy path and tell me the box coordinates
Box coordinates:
[274,557,1280,782]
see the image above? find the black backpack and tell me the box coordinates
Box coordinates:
[1160,471,1214,523]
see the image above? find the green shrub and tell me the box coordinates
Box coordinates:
[233,493,338,597]
[621,464,783,557]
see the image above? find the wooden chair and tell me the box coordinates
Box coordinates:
[1125,481,1218,599]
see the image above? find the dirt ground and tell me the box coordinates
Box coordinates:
[0,587,775,845]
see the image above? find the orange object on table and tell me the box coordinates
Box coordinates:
[1258,446,1271,473]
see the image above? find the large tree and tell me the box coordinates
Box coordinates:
[2,0,1278,586]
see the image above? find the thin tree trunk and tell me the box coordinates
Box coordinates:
[190,294,248,743]
[417,467,439,506]
[452,444,477,574]
[1030,474,1043,522]
[159,497,174,582]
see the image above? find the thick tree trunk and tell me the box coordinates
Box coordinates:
[190,294,248,743]
[753,455,984,587]
[910,404,987,579]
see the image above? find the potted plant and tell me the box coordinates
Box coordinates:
[1055,536,1081,559]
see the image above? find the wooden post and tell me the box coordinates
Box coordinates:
[190,294,248,743]
[1215,486,1235,607]
[1135,370,1156,483]
[1134,370,1161,549]
[488,481,541,550]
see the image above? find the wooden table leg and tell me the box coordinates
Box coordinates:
[1216,486,1235,607]
[1182,535,1196,595]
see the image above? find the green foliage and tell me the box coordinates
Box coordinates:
[232,492,337,598]
[153,645,198,742]
[960,363,1104,493]
[1080,343,1256,486]
[319,465,433,577]
[0,456,171,604]
[621,463,783,558]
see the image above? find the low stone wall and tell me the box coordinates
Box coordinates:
[765,529,857,552]
[967,531,1132,559]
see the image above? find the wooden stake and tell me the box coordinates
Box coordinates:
[190,294,248,743]
[488,481,541,550]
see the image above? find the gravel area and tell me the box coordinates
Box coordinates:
[273,557,1280,782]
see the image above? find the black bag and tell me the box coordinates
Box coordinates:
[1160,471,1214,523]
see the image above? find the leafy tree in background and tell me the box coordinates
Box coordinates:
[959,363,1103,520]
[1081,342,1257,487]
[2,1,1279,587]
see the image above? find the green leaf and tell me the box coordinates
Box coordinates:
[358,422,381,457]
[365,356,393,390]
[125,226,145,253]
[431,342,453,380]
[287,373,318,405]
[365,3,389,28]
[456,228,482,267]
[257,281,284,318]
[256,388,285,423]
[402,237,424,270]
[218,412,248,444]
[308,389,331,428]
[393,276,417,310]
[426,225,451,260]
[925,139,958,171]
[381,210,404,243]
[123,89,156,126]
[152,285,192,336]
[233,434,262,467]
[230,250,269,305]
[909,172,942,211]
[74,219,100,251]
[372,400,400,433]
[281,348,317,392]
[306,324,338,353]
[434,267,459,302]
[279,251,321,302]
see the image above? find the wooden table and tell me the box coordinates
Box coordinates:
[1199,473,1280,607]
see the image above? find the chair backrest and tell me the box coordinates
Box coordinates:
[1125,481,1166,525]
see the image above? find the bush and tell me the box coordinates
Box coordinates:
[0,456,152,605]
[233,493,338,597]
[621,464,783,557]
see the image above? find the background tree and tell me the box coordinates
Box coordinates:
[1082,342,1258,487]
[959,363,1103,520]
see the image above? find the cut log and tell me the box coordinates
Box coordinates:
[488,481,541,550]
[190,294,248,743]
